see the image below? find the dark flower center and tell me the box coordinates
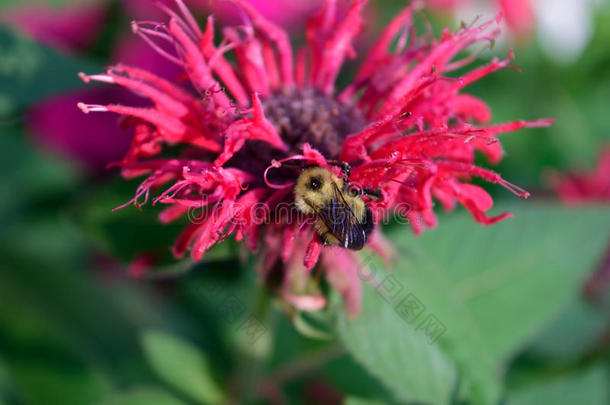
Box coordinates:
[228,88,367,181]
[263,88,367,157]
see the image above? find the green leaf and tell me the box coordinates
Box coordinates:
[338,204,610,405]
[337,262,459,405]
[0,25,100,118]
[140,330,224,404]
[345,397,388,405]
[525,297,608,362]
[0,0,106,11]
[322,353,395,402]
[338,245,499,405]
[0,127,80,233]
[9,361,113,405]
[0,245,141,359]
[98,387,189,405]
[507,364,610,405]
[0,358,11,398]
[406,204,610,365]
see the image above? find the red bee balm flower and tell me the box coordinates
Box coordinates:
[79,0,552,316]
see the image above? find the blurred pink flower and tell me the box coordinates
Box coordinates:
[498,0,534,37]
[550,146,610,204]
[426,0,463,11]
[123,0,323,30]
[28,89,132,172]
[1,2,107,52]
[5,0,181,173]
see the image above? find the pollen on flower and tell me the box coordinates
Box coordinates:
[78,0,553,317]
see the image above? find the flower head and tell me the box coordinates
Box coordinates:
[79,0,552,316]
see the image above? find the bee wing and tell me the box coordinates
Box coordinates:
[317,183,367,250]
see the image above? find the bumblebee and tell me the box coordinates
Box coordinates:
[294,165,374,250]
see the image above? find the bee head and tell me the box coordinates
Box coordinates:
[307,175,323,191]
[294,166,341,214]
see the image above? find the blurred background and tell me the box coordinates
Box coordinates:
[0,0,609,404]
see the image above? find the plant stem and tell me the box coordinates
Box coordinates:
[226,282,274,405]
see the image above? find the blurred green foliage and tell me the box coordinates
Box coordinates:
[0,0,105,10]
[0,26,100,120]
[1,0,610,404]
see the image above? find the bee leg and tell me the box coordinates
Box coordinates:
[319,231,332,246]
[328,160,351,178]
[340,162,351,178]
[320,232,330,245]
